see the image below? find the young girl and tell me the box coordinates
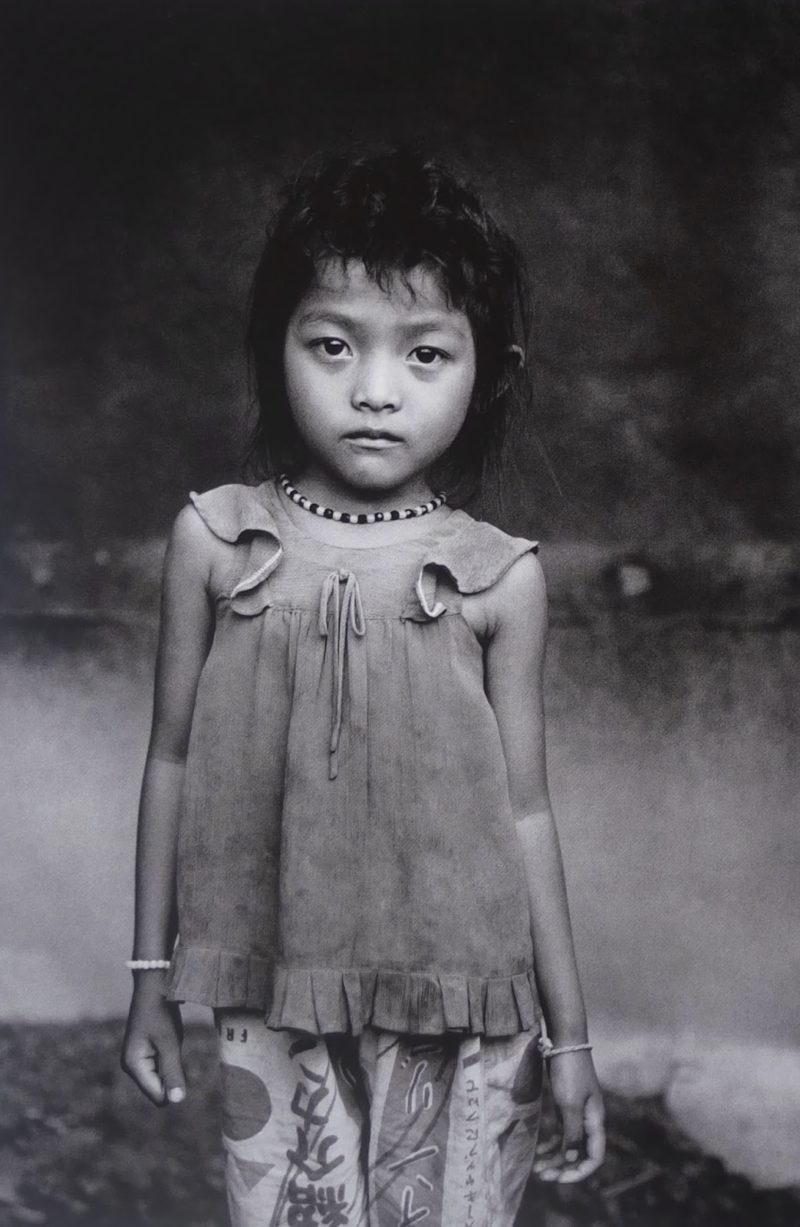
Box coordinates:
[121,150,604,1227]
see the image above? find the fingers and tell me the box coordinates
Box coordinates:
[122,1037,169,1105]
[551,1155,598,1184]
[121,1033,186,1107]
[535,1142,593,1183]
[560,1103,585,1155]
[534,1092,605,1183]
[158,1038,187,1105]
[578,1092,606,1178]
[533,1129,571,1183]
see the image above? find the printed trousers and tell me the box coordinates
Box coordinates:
[216,1009,543,1227]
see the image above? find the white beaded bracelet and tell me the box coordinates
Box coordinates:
[126,959,171,971]
[538,1036,593,1059]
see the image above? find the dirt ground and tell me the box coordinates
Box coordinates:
[0,1023,797,1227]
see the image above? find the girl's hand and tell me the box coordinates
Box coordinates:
[121,975,186,1106]
[534,1051,605,1183]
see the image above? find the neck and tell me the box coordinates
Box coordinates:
[276,473,452,548]
[292,465,435,513]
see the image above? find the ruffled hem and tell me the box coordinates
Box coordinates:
[164,948,540,1038]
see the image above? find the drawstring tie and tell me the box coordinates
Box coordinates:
[318,569,366,779]
[415,568,447,619]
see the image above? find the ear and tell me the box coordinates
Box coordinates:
[491,344,526,399]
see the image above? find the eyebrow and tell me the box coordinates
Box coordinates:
[295,310,358,329]
[295,309,470,339]
[398,316,471,339]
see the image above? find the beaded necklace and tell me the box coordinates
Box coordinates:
[279,474,446,525]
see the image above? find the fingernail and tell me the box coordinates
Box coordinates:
[565,1148,579,1162]
[168,1087,185,1104]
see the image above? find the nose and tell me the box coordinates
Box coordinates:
[351,353,400,412]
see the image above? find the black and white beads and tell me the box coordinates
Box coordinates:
[279,475,446,524]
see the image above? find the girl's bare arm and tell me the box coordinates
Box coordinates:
[482,551,605,1182]
[121,504,215,1105]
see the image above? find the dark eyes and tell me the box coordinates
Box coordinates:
[310,339,448,365]
[410,346,446,366]
[315,338,349,357]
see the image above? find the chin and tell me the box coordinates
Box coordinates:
[341,462,413,495]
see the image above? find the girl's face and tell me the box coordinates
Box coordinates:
[283,260,476,503]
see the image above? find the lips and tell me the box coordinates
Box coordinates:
[344,429,403,443]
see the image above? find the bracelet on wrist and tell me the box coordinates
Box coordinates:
[126,959,171,971]
[537,1035,592,1059]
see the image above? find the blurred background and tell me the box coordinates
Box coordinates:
[1,0,799,1222]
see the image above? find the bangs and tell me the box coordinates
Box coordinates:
[275,150,508,322]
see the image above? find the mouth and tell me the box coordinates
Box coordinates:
[346,429,402,444]
[344,429,403,445]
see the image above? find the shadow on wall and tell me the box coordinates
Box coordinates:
[1,535,799,1184]
[2,538,798,1046]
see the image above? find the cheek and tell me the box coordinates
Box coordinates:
[456,346,478,405]
[433,365,477,449]
[282,346,307,406]
[446,365,477,430]
[425,386,472,454]
[283,351,326,433]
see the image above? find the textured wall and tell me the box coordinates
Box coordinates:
[3,584,798,1049]
[1,0,799,1052]
[2,0,800,542]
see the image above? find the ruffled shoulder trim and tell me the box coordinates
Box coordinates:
[188,483,283,612]
[422,512,538,595]
[164,949,540,1039]
[189,482,281,544]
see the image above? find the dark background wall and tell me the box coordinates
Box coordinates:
[1,0,799,1078]
[3,0,799,546]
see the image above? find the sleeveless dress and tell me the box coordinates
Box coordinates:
[164,479,541,1038]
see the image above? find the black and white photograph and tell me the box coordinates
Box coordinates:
[1,2,799,1224]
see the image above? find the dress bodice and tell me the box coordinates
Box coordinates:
[165,480,542,1037]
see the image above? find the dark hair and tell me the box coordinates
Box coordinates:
[246,149,530,498]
